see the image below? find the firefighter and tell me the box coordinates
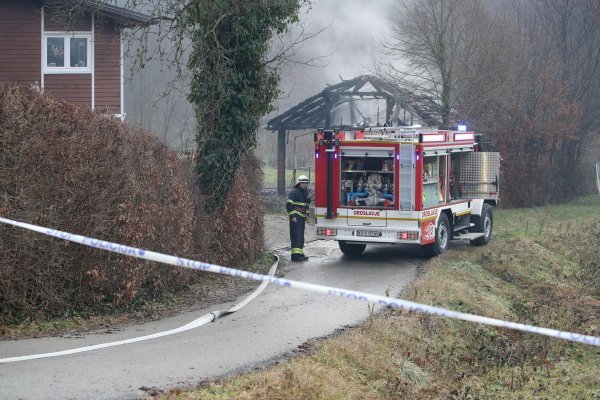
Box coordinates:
[287,175,311,262]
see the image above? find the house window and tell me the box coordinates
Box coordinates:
[44,34,92,73]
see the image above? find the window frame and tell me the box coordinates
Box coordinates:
[43,32,93,74]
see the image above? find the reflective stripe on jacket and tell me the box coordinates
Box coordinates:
[286,188,310,218]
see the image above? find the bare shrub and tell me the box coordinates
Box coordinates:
[208,153,265,267]
[0,84,263,323]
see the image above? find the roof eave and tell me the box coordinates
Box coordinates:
[43,0,153,28]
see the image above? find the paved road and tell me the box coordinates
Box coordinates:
[0,240,421,400]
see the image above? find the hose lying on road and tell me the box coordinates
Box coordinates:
[0,255,280,364]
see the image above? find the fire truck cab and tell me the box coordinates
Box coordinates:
[313,126,500,257]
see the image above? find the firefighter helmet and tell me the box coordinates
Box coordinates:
[297,175,309,184]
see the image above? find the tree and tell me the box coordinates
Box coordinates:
[379,0,489,128]
[379,0,586,207]
[184,1,305,210]
[533,0,600,194]
[50,0,311,211]
[452,1,583,206]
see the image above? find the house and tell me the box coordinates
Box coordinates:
[0,0,151,119]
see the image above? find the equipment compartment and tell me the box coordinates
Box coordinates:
[339,149,395,208]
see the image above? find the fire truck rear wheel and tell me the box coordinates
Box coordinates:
[422,213,450,258]
[338,241,366,257]
[470,203,493,246]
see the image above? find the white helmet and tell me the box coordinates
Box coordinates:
[297,175,309,184]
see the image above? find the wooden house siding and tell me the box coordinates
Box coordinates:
[43,7,94,109]
[44,74,92,106]
[0,1,140,117]
[44,9,92,32]
[0,0,41,84]
[94,20,121,114]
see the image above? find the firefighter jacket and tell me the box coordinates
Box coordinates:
[286,187,310,219]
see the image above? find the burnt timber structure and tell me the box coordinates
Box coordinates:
[267,75,443,195]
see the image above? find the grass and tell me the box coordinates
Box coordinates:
[161,195,600,399]
[262,166,314,187]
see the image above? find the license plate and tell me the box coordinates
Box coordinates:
[356,230,381,237]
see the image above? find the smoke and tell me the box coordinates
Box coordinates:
[122,0,396,148]
[255,0,396,170]
[274,0,395,113]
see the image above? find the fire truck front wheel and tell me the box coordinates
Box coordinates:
[422,213,450,258]
[338,241,367,257]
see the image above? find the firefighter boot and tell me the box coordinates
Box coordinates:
[291,252,308,262]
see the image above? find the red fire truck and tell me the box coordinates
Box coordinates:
[313,126,500,257]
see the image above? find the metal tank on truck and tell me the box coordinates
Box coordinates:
[312,126,500,257]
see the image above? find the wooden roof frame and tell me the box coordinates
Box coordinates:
[267,75,443,131]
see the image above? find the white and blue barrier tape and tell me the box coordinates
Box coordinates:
[1,216,599,348]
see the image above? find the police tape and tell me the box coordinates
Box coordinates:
[1,216,599,348]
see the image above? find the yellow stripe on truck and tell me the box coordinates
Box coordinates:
[454,210,472,217]
[315,214,438,222]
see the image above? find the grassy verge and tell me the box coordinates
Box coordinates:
[163,196,600,399]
